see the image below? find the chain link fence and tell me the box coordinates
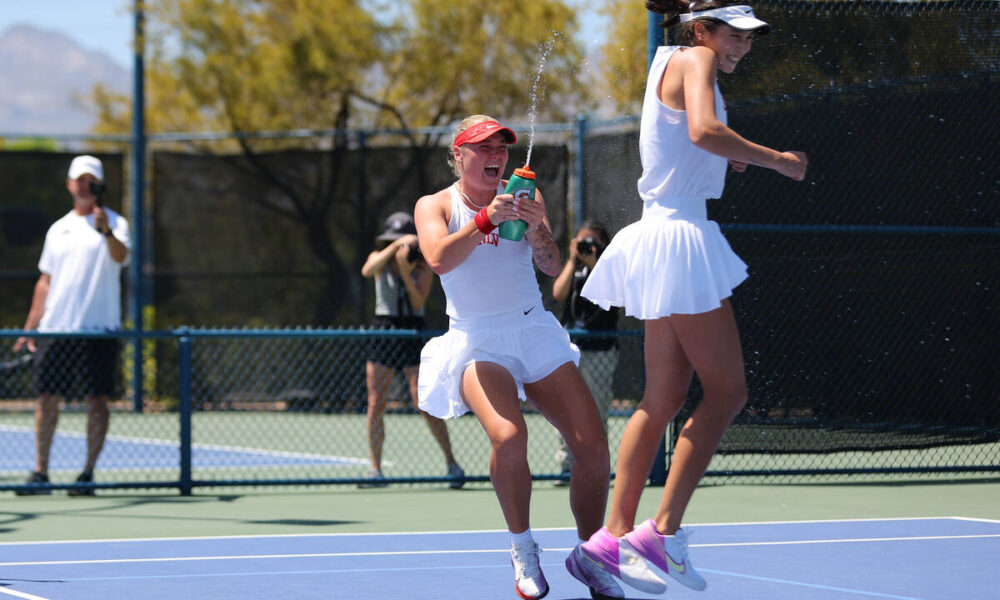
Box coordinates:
[0,330,637,493]
[1,0,998,493]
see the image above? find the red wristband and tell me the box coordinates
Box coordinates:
[474,208,496,234]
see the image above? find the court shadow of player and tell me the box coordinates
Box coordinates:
[247,519,360,527]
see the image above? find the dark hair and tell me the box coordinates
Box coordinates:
[646,0,738,44]
[578,220,611,247]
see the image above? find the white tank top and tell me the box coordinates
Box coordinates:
[637,46,729,204]
[439,183,543,319]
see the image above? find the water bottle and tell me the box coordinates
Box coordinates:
[499,166,536,241]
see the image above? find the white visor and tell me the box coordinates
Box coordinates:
[679,5,770,34]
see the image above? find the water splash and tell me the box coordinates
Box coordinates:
[525,33,559,168]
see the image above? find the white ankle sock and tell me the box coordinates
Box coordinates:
[510,528,534,547]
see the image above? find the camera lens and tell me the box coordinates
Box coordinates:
[407,244,423,263]
[577,237,598,256]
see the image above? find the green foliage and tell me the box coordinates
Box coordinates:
[87,0,592,327]
[597,0,647,116]
[0,138,61,151]
[93,0,590,137]
[385,0,589,128]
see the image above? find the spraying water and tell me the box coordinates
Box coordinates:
[499,33,558,243]
[524,34,558,168]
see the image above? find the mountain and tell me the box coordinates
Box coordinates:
[0,24,130,135]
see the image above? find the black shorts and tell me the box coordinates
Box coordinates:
[34,337,120,397]
[365,316,426,371]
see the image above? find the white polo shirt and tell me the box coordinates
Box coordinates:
[37,209,131,332]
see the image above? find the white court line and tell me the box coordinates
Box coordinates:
[0,515,991,546]
[682,515,993,527]
[5,533,1000,567]
[702,567,926,600]
[0,587,52,600]
[694,533,1000,548]
[0,548,515,567]
[0,526,584,546]
[951,516,1000,524]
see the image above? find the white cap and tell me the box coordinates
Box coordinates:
[679,5,770,34]
[67,155,104,181]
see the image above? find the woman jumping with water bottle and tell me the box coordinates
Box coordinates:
[415,115,623,599]
[579,1,808,593]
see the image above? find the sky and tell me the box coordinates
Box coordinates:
[0,1,608,70]
[0,0,135,67]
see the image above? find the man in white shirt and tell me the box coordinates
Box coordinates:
[14,155,131,496]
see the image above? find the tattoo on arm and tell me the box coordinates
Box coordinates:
[528,226,561,274]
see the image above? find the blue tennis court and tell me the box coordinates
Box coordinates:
[0,425,367,474]
[1,517,997,599]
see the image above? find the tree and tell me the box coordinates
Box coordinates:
[383,0,589,129]
[91,0,591,325]
[596,0,647,116]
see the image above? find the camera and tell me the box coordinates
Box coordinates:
[576,236,602,257]
[406,243,424,263]
[89,181,107,206]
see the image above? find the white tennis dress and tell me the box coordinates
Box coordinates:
[418,184,580,419]
[582,46,748,319]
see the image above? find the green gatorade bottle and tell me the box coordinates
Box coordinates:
[499,166,536,241]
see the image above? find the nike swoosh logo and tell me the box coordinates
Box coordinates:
[523,307,534,315]
[664,552,687,573]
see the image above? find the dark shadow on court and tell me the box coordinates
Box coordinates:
[0,510,37,532]
[247,519,357,526]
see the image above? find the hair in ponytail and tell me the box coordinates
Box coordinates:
[645,0,690,29]
[645,0,741,44]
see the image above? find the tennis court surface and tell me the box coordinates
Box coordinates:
[2,516,997,599]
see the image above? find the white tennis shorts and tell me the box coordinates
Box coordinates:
[418,305,580,419]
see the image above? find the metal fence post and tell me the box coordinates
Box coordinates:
[574,114,587,232]
[648,9,664,68]
[130,1,147,414]
[178,332,193,496]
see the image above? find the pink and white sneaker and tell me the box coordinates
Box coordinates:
[579,527,667,594]
[565,544,625,599]
[624,519,707,591]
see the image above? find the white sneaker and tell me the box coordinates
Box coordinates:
[580,527,667,594]
[565,544,625,599]
[624,520,707,591]
[511,541,549,599]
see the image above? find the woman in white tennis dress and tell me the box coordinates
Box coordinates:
[415,115,623,600]
[580,0,809,594]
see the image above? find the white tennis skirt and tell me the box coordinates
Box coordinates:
[582,199,748,320]
[418,306,580,419]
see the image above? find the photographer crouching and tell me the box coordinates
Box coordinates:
[551,220,620,484]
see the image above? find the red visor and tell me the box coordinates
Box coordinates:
[452,121,517,151]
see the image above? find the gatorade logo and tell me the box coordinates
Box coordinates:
[512,188,532,201]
